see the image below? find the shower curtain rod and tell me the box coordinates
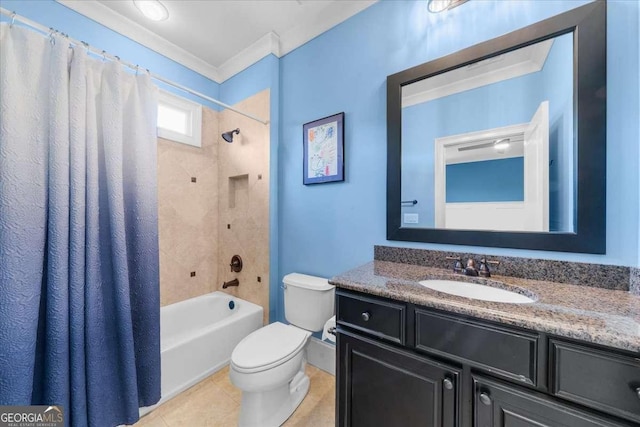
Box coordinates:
[0,8,270,125]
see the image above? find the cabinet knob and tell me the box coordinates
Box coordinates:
[361,311,371,322]
[479,392,492,406]
[443,378,454,390]
[636,387,640,400]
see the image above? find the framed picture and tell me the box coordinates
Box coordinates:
[303,112,345,185]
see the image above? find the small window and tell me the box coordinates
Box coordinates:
[157,91,202,147]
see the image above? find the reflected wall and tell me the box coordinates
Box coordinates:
[401,33,574,232]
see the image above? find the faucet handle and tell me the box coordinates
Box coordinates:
[446,256,464,274]
[230,255,243,273]
[478,258,500,277]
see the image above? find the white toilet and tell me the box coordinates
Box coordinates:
[229,273,335,427]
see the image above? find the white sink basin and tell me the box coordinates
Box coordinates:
[418,280,535,304]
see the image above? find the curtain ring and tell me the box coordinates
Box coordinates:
[101,50,106,61]
[135,65,139,75]
[9,12,16,28]
[114,55,120,62]
[81,41,90,55]
[48,28,56,46]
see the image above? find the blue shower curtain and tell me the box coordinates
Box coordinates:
[0,25,161,426]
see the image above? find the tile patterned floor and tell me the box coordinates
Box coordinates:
[131,365,335,427]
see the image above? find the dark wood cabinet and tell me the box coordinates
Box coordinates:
[336,291,406,345]
[549,339,640,423]
[415,309,540,387]
[473,376,627,427]
[336,289,640,427]
[337,330,460,427]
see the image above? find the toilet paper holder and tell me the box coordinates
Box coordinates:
[322,316,337,343]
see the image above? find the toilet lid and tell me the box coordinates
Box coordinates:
[231,322,310,372]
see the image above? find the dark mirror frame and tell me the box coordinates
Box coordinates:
[387,0,606,254]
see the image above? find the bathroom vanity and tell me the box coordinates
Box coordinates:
[336,2,634,424]
[332,256,640,427]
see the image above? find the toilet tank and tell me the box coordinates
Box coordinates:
[283,273,335,332]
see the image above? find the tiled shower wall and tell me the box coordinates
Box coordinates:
[157,90,270,323]
[158,108,220,306]
[218,89,271,325]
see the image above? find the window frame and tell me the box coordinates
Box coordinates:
[157,90,202,148]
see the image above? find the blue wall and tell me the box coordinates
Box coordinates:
[219,55,278,106]
[1,0,220,109]
[446,158,524,203]
[401,33,573,230]
[3,0,639,324]
[277,0,640,322]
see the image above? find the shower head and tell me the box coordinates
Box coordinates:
[222,128,240,143]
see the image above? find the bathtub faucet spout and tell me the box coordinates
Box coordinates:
[222,278,240,289]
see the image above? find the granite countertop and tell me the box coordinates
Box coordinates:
[330,260,640,353]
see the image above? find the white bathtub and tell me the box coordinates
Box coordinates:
[142,291,263,414]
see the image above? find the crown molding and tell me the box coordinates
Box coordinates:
[56,0,221,82]
[402,39,553,108]
[218,32,281,82]
[56,0,377,84]
[216,1,376,82]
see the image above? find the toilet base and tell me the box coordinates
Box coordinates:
[238,369,310,427]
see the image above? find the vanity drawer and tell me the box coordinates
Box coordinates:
[415,309,539,386]
[474,375,630,427]
[550,339,640,423]
[336,291,406,345]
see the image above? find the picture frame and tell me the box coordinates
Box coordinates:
[303,112,345,185]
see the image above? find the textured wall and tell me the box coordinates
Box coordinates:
[157,90,270,314]
[219,55,281,323]
[158,108,220,306]
[217,90,271,324]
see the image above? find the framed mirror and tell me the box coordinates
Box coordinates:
[387,0,606,253]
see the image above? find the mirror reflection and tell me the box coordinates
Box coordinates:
[401,33,574,233]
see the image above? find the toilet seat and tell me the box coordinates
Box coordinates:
[231,322,311,374]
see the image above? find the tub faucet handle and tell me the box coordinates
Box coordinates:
[230,255,243,273]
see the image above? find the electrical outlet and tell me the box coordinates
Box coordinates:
[404,213,419,224]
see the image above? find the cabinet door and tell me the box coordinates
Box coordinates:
[337,330,460,427]
[473,375,630,427]
[549,339,640,424]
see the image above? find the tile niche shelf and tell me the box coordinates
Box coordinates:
[228,174,249,210]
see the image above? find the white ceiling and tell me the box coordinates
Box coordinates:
[57,0,376,83]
